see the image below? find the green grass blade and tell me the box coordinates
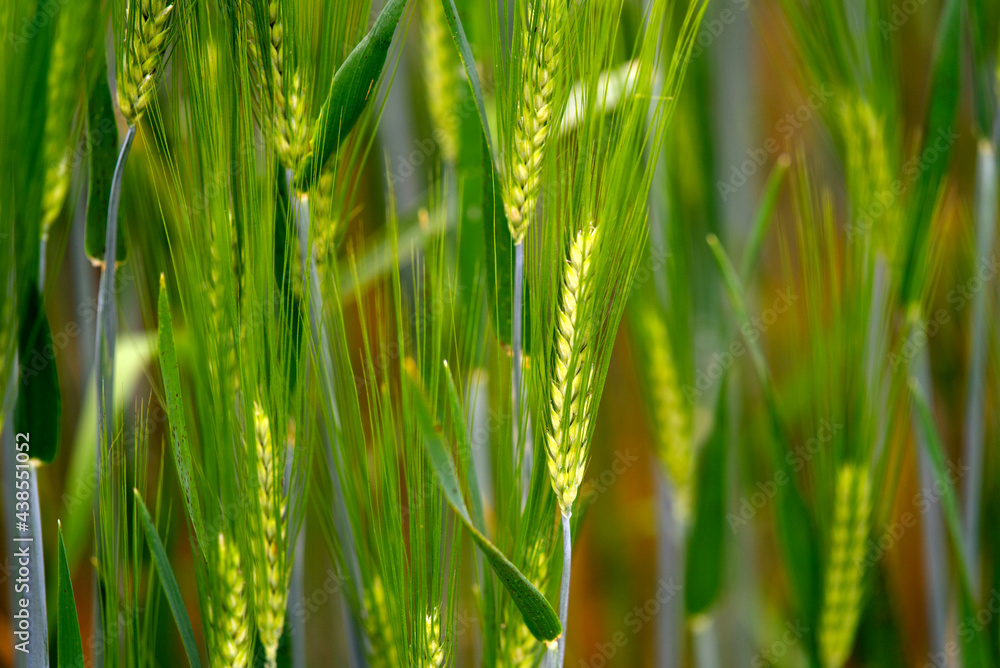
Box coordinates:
[14,282,60,463]
[439,0,495,159]
[134,490,203,668]
[56,525,84,668]
[898,0,961,303]
[406,362,562,642]
[156,274,207,556]
[739,155,789,283]
[684,380,728,617]
[295,0,409,190]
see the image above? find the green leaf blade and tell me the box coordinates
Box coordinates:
[56,525,84,668]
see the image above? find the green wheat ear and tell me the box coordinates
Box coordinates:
[211,532,251,668]
[267,0,310,172]
[362,574,398,667]
[819,464,872,668]
[545,224,598,513]
[117,0,176,126]
[422,0,460,164]
[503,0,565,244]
[642,308,694,524]
[250,401,289,668]
[309,167,338,264]
[423,608,446,667]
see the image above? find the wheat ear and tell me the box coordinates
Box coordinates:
[818,464,871,668]
[117,0,176,126]
[642,308,694,524]
[545,224,598,514]
[423,607,446,667]
[212,532,251,668]
[251,402,289,668]
[361,574,398,668]
[503,0,564,244]
[267,0,309,172]
[422,0,460,164]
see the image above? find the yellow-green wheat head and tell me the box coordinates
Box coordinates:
[545,224,598,514]
[362,574,398,668]
[211,532,251,668]
[423,607,446,667]
[250,401,290,668]
[266,0,310,172]
[423,0,460,164]
[502,0,565,244]
[819,464,872,668]
[117,0,176,126]
[642,308,694,524]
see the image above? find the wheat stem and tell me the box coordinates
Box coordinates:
[513,241,525,488]
[556,511,572,668]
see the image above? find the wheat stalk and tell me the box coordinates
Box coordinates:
[503,0,565,244]
[250,401,289,668]
[117,0,176,126]
[423,0,460,164]
[641,308,694,524]
[211,532,251,668]
[818,464,872,668]
[266,0,309,172]
[545,224,598,513]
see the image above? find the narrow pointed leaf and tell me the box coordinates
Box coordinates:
[156,274,207,555]
[15,282,61,463]
[56,525,84,668]
[134,490,203,668]
[438,0,495,159]
[295,0,408,190]
[406,362,561,642]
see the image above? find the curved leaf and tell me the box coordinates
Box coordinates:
[295,0,408,190]
[157,274,207,555]
[406,362,561,642]
[15,282,60,464]
[85,68,127,265]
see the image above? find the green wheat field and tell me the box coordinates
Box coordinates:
[0,0,998,666]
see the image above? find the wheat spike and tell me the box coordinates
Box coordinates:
[117,0,176,126]
[40,38,75,235]
[422,0,460,164]
[211,532,251,668]
[251,402,289,668]
[642,309,694,523]
[818,464,872,668]
[503,0,564,244]
[545,225,598,513]
[309,168,338,265]
[422,608,446,667]
[362,574,398,668]
[267,0,309,172]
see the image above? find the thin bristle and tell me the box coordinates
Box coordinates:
[819,464,872,668]
[545,224,598,513]
[503,0,564,244]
